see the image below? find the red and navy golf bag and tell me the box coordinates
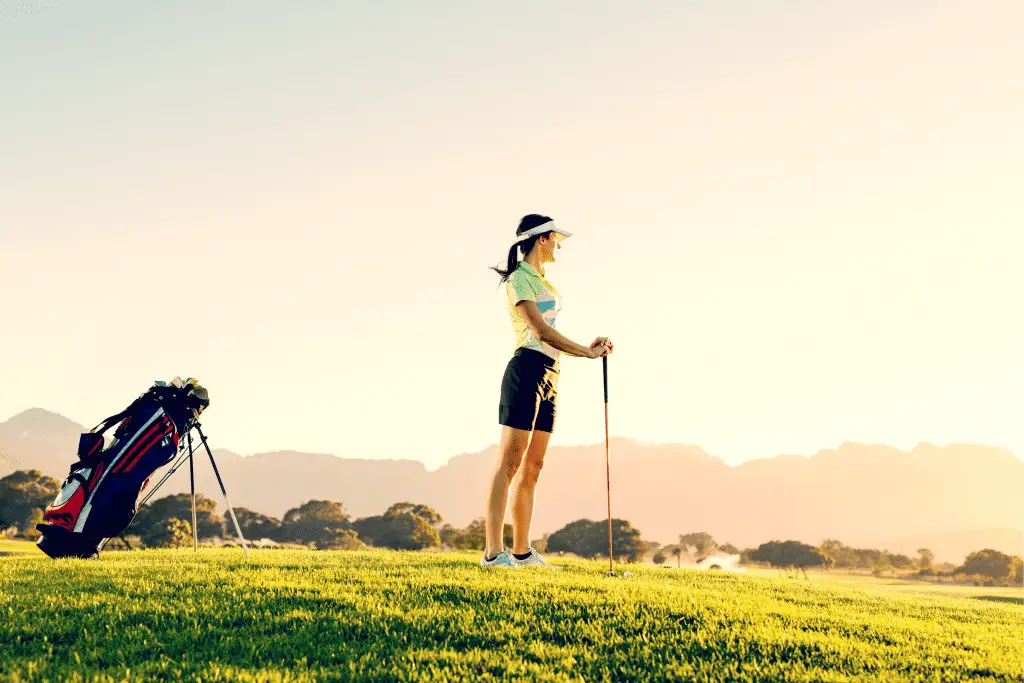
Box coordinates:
[36,378,210,559]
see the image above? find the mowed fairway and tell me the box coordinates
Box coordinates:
[0,539,43,557]
[1,548,1021,682]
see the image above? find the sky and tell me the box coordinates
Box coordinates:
[1,1,1021,469]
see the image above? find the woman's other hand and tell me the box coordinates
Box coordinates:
[588,337,613,358]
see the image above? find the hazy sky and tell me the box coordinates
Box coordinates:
[2,1,1021,469]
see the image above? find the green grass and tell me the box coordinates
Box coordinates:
[0,538,42,556]
[739,565,1024,603]
[1,549,1021,682]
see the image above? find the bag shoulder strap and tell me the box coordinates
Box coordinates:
[90,408,131,436]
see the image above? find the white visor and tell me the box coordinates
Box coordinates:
[512,221,572,244]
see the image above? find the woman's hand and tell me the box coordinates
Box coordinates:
[588,337,614,358]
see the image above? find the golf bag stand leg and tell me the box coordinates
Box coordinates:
[187,431,198,553]
[194,423,249,557]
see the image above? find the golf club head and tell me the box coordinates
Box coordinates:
[186,381,210,416]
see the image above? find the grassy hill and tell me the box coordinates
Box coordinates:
[1,549,1021,682]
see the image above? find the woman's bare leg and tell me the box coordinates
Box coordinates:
[510,429,551,555]
[485,425,530,557]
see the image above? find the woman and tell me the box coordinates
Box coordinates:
[482,214,613,568]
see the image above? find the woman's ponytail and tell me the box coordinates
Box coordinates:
[491,244,520,283]
[490,213,554,283]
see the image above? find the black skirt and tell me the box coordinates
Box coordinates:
[498,347,560,433]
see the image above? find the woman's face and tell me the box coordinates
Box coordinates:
[539,233,562,263]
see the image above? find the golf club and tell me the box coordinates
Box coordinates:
[604,354,613,575]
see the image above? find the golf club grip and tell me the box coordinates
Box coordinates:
[602,356,608,403]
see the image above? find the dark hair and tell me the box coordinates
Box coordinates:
[491,214,554,283]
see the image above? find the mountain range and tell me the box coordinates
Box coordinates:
[2,407,1021,563]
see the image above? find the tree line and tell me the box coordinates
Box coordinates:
[128,495,447,551]
[125,496,655,562]
[2,469,1021,585]
[0,470,654,558]
[649,530,1023,587]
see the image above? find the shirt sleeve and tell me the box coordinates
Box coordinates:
[507,272,537,305]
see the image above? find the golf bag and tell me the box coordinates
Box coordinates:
[36,378,210,559]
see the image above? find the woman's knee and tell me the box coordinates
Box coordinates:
[502,454,525,481]
[520,456,544,484]
[497,428,530,482]
[498,445,527,482]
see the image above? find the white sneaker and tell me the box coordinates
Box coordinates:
[510,548,562,569]
[480,549,518,568]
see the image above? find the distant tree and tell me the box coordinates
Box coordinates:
[0,470,59,532]
[653,550,667,565]
[916,548,934,571]
[351,515,388,546]
[546,519,646,562]
[384,513,440,550]
[818,550,835,571]
[748,541,780,568]
[671,546,682,568]
[381,502,443,548]
[861,549,886,569]
[547,519,594,556]
[141,517,192,549]
[352,512,440,550]
[817,539,900,571]
[749,540,826,578]
[20,508,44,541]
[641,540,662,562]
[819,539,844,566]
[718,543,740,555]
[605,519,647,563]
[320,528,362,550]
[471,519,514,550]
[871,554,893,577]
[437,518,512,551]
[886,553,915,572]
[439,523,462,548]
[280,500,353,549]
[384,502,443,526]
[227,507,281,541]
[130,494,221,540]
[958,549,1020,584]
[678,532,717,560]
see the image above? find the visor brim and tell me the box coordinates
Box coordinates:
[513,226,573,244]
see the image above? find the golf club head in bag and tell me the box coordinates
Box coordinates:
[35,378,210,559]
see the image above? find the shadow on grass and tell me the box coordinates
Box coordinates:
[970,594,1023,605]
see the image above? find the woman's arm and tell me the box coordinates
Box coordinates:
[516,301,606,358]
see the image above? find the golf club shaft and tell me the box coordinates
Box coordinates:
[604,355,613,574]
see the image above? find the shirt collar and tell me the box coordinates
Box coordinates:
[518,260,542,278]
